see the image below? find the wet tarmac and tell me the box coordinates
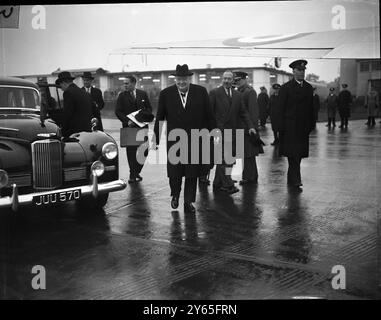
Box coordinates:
[0,119,379,300]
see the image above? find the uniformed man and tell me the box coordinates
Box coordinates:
[337,83,352,129]
[234,71,262,185]
[326,88,338,128]
[277,59,314,189]
[269,83,281,145]
[81,72,105,131]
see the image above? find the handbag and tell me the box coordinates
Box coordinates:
[120,127,148,147]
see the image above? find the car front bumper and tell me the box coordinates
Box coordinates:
[0,179,126,211]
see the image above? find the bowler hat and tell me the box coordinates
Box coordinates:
[55,71,75,85]
[272,83,281,89]
[135,108,155,123]
[233,71,248,80]
[171,64,193,76]
[289,59,307,70]
[81,71,94,79]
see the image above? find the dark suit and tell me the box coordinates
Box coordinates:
[338,89,352,127]
[62,83,93,137]
[237,84,261,182]
[115,89,152,179]
[209,86,253,188]
[82,86,105,131]
[277,78,314,186]
[154,84,216,203]
[258,92,270,126]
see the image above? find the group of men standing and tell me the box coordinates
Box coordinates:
[111,60,315,214]
[325,84,352,129]
[53,58,316,214]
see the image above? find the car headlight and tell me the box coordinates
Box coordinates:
[0,170,9,188]
[91,161,105,177]
[102,142,118,160]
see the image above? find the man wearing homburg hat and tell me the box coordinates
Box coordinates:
[55,71,93,138]
[153,64,216,213]
[81,71,105,131]
[277,60,315,189]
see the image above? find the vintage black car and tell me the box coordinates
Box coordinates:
[0,76,126,212]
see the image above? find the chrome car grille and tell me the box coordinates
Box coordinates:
[64,167,87,182]
[31,140,62,190]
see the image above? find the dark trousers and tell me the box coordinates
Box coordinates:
[340,117,349,127]
[169,177,197,203]
[366,116,376,126]
[213,163,234,188]
[287,157,302,185]
[327,117,336,126]
[126,146,148,178]
[242,157,258,182]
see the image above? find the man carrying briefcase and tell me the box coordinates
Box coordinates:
[115,76,153,183]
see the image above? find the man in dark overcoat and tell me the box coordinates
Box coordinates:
[312,87,320,130]
[326,88,338,128]
[269,83,282,145]
[337,83,352,129]
[115,75,153,183]
[55,71,93,138]
[277,60,315,189]
[234,71,262,185]
[153,64,216,213]
[258,86,270,127]
[209,70,256,194]
[81,71,105,131]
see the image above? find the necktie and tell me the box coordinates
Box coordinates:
[130,91,135,101]
[181,92,186,105]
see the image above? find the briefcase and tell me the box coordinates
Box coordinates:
[120,127,148,147]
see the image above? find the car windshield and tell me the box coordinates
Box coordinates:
[0,86,40,110]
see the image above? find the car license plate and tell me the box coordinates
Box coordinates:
[33,189,81,206]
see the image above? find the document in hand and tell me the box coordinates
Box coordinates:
[127,110,149,128]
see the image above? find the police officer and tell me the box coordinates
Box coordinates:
[277,60,314,189]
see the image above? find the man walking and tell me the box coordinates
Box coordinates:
[277,60,315,190]
[234,71,262,185]
[81,72,105,131]
[153,64,216,213]
[338,83,352,129]
[55,71,93,138]
[115,75,153,183]
[209,70,256,194]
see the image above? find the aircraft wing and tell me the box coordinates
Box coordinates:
[110,27,379,59]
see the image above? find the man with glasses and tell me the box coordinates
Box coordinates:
[277,60,315,190]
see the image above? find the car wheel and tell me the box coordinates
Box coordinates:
[76,193,109,212]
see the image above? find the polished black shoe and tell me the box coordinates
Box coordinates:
[220,186,240,194]
[136,174,143,182]
[171,196,179,209]
[184,202,196,214]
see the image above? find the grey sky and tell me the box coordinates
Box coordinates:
[0,0,378,81]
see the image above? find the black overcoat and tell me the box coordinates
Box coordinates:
[62,83,93,137]
[154,84,216,178]
[338,90,352,118]
[269,93,282,131]
[277,79,314,159]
